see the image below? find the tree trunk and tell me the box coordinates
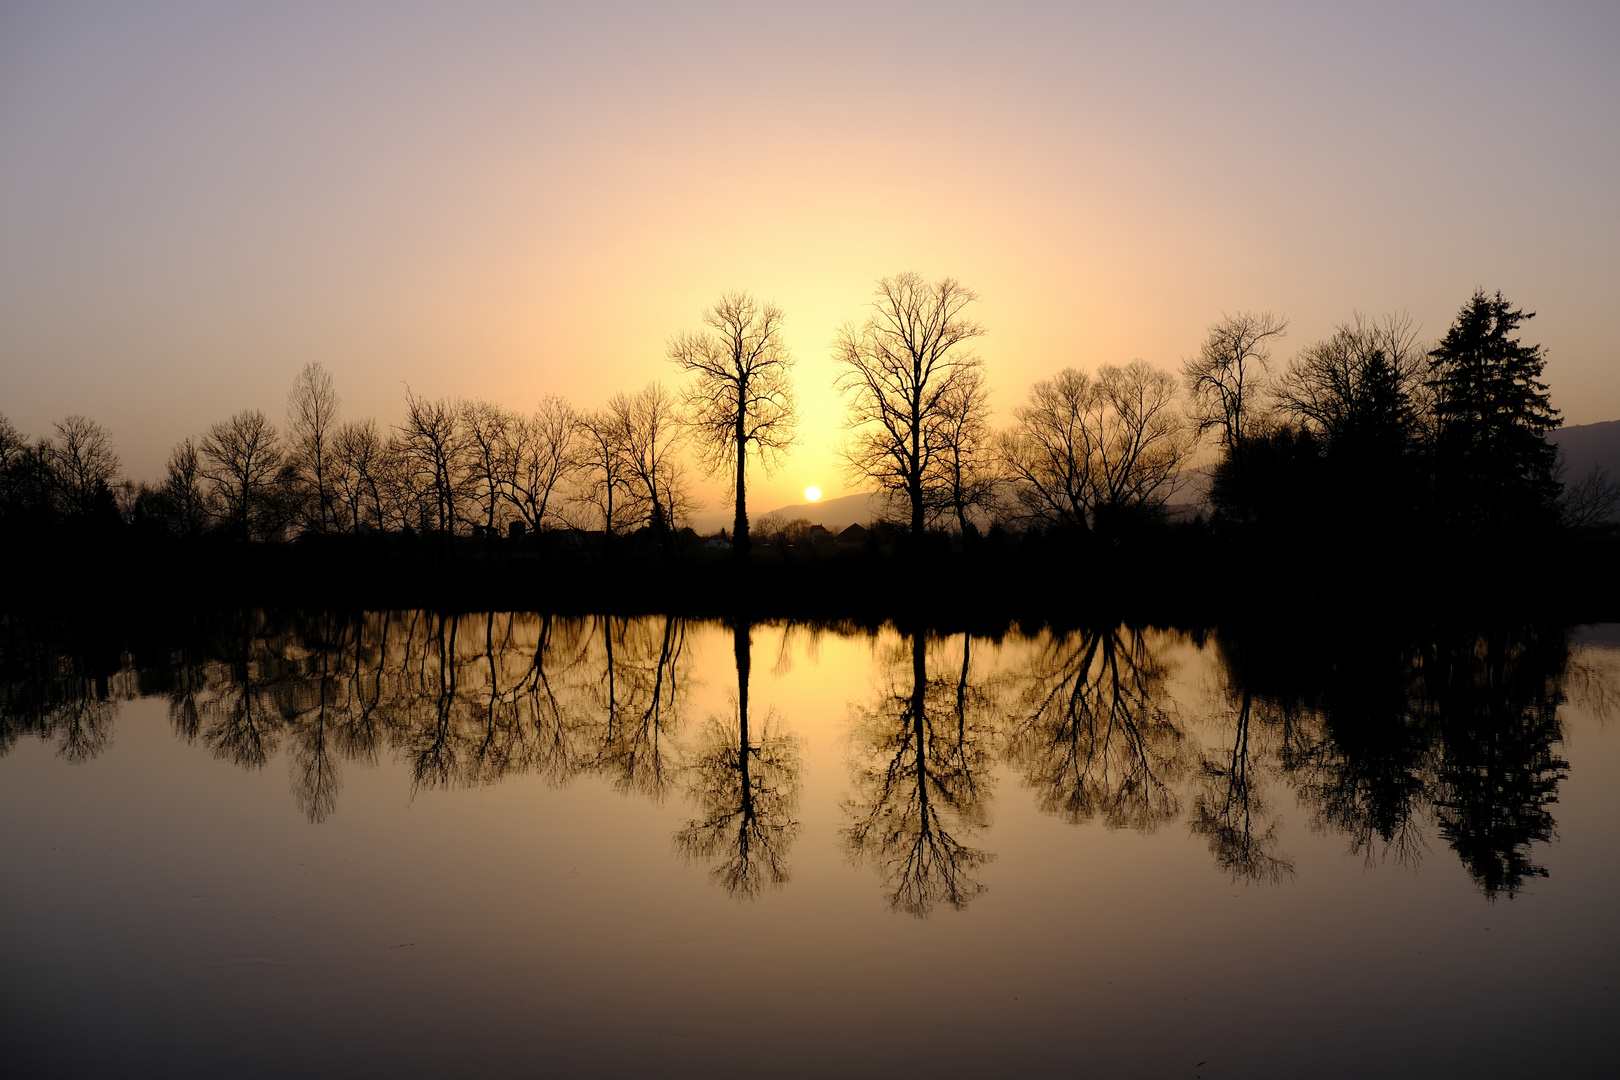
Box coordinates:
[733,409,750,561]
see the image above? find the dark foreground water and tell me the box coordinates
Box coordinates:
[2,613,1617,1078]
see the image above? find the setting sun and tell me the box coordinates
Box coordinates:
[804,486,821,502]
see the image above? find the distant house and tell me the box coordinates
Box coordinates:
[808,524,832,547]
[705,534,732,550]
[834,523,869,550]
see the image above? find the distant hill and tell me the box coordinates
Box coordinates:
[688,492,883,535]
[755,492,884,531]
[1551,419,1620,482]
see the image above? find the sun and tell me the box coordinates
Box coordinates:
[804,486,821,503]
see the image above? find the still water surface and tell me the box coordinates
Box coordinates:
[2,613,1617,1077]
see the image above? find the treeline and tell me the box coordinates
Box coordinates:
[0,375,687,552]
[1,280,1614,573]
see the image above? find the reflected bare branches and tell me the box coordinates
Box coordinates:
[675,622,801,898]
[1007,625,1187,832]
[0,611,1594,902]
[1189,686,1296,884]
[843,631,996,917]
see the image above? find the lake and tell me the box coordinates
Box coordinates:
[2,612,1617,1078]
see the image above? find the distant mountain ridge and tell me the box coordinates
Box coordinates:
[1551,419,1620,481]
[687,492,882,535]
[755,492,883,530]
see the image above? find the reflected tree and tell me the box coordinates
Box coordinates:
[1189,684,1295,884]
[1007,625,1187,832]
[843,630,996,916]
[1428,627,1569,899]
[587,616,689,799]
[675,620,802,897]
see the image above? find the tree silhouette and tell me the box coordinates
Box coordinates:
[835,273,986,540]
[1006,625,1188,831]
[1001,363,1191,539]
[200,409,287,541]
[1428,290,1562,533]
[668,292,798,560]
[286,362,340,535]
[674,620,801,897]
[1189,683,1295,885]
[926,366,998,537]
[843,630,995,916]
[49,415,121,522]
[1428,626,1569,899]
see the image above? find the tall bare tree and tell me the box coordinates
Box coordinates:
[500,395,580,534]
[613,383,688,541]
[200,410,285,540]
[161,436,210,538]
[926,366,999,537]
[999,368,1095,534]
[331,419,386,533]
[1276,312,1426,449]
[668,292,798,558]
[1001,362,1191,535]
[49,415,120,519]
[0,414,25,515]
[574,407,634,542]
[396,390,466,535]
[1087,362,1193,528]
[460,399,512,535]
[1181,311,1288,453]
[834,273,986,539]
[286,362,340,534]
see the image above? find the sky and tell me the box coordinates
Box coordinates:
[1,0,1616,515]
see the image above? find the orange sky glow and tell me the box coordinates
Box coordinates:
[2,1,1616,517]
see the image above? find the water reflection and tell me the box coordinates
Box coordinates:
[1,611,1612,906]
[843,630,996,916]
[675,620,802,897]
[1006,625,1187,832]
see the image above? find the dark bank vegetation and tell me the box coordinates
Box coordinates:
[2,283,1617,616]
[1,608,1610,906]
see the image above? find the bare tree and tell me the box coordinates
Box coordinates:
[161,437,210,538]
[0,414,27,520]
[613,383,689,540]
[573,407,634,542]
[834,273,986,539]
[668,291,798,558]
[500,395,580,534]
[926,366,999,537]
[331,419,386,533]
[1276,312,1425,449]
[999,368,1095,534]
[50,415,120,518]
[286,362,340,534]
[460,399,512,535]
[199,410,285,540]
[395,390,466,535]
[1087,362,1193,528]
[376,433,429,533]
[1002,362,1190,535]
[1182,311,1288,453]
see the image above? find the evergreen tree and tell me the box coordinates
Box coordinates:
[1427,290,1561,532]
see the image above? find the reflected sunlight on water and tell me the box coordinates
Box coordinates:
[2,613,1617,1077]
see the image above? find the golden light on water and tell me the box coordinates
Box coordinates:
[804,486,821,503]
